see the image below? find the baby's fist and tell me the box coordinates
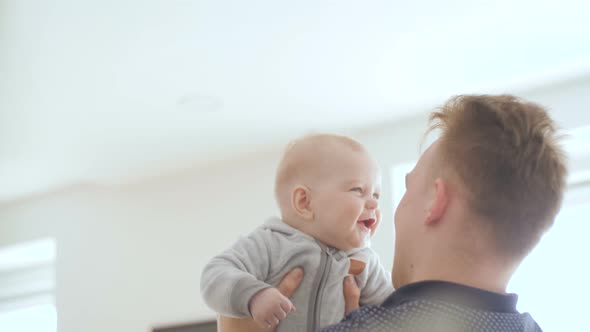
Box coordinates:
[249,288,295,328]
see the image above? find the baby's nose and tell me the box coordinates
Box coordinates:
[366,198,378,209]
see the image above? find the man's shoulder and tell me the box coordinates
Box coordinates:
[319,299,542,332]
[317,300,421,332]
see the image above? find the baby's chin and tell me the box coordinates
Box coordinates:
[346,235,372,251]
[358,237,372,249]
[320,233,372,251]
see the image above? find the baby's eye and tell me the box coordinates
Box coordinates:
[350,187,363,193]
[373,193,380,200]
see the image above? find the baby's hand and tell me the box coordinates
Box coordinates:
[249,288,296,329]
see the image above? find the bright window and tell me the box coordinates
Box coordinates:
[0,304,57,332]
[0,238,57,332]
[508,184,590,332]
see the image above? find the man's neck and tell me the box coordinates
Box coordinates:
[409,257,514,294]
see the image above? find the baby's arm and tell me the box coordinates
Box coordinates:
[201,228,274,317]
[357,249,394,306]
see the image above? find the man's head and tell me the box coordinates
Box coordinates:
[275,134,382,251]
[393,95,567,290]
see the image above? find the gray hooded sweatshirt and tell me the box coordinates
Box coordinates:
[200,217,394,332]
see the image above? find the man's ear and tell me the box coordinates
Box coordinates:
[425,178,449,225]
[292,185,314,220]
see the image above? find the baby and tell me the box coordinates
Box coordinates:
[200,134,393,331]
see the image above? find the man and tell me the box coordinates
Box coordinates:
[219,94,567,331]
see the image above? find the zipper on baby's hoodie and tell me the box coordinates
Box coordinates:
[307,242,332,332]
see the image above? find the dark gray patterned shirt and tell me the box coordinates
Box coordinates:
[319,281,542,332]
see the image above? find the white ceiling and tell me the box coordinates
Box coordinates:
[2,0,590,202]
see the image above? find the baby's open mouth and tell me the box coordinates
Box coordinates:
[358,218,376,230]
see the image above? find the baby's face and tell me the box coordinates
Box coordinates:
[308,148,381,251]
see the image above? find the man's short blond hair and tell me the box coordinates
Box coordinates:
[428,94,568,258]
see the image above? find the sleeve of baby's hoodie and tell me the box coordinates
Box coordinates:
[359,248,395,306]
[200,227,273,318]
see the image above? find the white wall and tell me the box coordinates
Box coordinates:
[1,78,589,332]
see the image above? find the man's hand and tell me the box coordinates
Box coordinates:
[343,275,360,316]
[218,267,304,332]
[249,288,295,328]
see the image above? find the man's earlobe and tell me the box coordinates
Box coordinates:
[425,178,449,225]
[292,186,314,220]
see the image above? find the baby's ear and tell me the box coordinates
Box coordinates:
[291,186,314,220]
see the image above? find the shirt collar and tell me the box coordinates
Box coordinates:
[382,280,519,313]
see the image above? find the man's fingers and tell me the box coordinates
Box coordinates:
[343,275,360,316]
[276,267,304,298]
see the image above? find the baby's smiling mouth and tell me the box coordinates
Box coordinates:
[358,218,376,230]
